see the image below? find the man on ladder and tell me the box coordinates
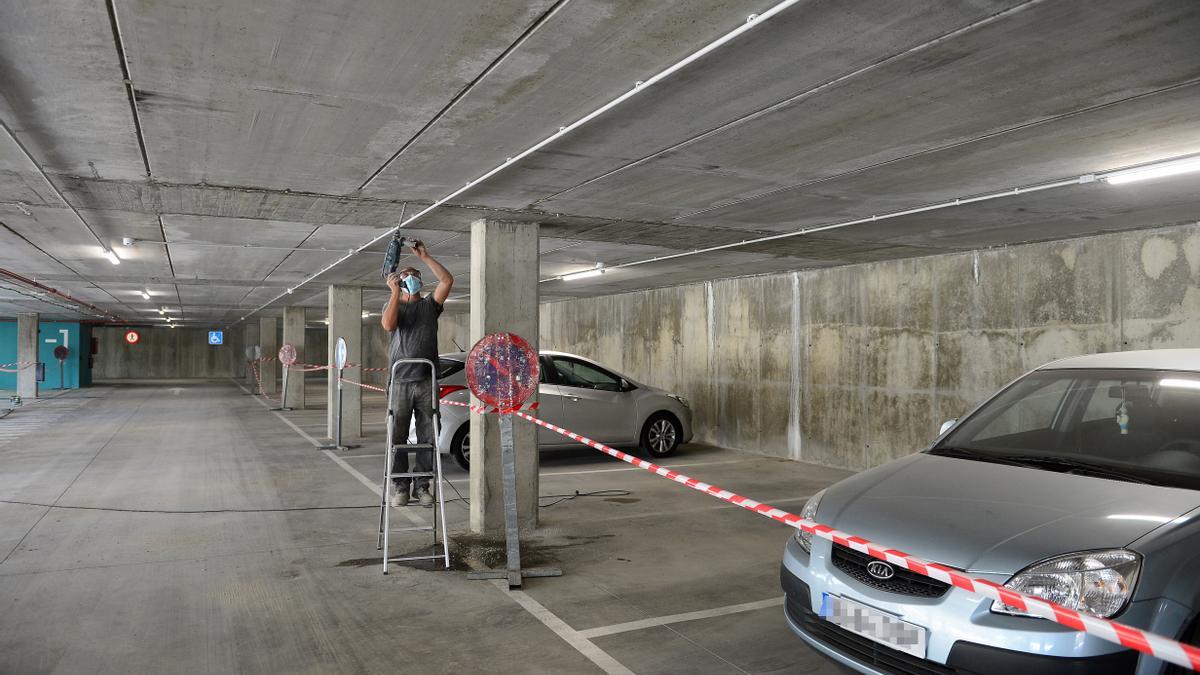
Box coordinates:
[380,239,454,507]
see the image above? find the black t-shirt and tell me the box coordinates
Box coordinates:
[384,295,443,382]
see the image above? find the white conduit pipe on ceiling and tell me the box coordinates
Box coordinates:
[230,0,807,326]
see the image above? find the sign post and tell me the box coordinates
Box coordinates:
[272,344,297,411]
[319,337,358,450]
[464,332,560,588]
[53,345,69,390]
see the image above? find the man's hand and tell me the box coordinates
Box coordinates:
[386,272,403,292]
[411,239,428,259]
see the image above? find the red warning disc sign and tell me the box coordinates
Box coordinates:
[465,333,538,413]
[124,330,140,344]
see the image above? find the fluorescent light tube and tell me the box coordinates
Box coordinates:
[561,265,607,281]
[1102,156,1200,185]
[103,248,121,265]
[140,290,151,300]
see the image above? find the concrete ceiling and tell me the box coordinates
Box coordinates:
[1,0,1198,325]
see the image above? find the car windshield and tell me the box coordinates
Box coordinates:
[931,368,1200,490]
[438,358,464,380]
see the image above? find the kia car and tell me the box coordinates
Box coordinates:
[411,350,693,470]
[782,349,1200,674]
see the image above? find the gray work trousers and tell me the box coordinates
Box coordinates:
[390,378,434,492]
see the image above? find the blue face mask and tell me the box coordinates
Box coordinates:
[403,275,422,294]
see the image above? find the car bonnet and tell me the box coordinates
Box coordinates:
[818,453,1200,574]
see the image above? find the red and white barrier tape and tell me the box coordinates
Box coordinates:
[337,377,386,393]
[247,362,281,402]
[443,399,1200,670]
[0,361,37,373]
[443,399,538,414]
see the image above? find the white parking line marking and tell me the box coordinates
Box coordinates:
[577,597,784,639]
[233,380,424,526]
[492,580,635,675]
[232,380,633,673]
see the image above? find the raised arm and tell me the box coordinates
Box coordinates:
[414,241,454,305]
[381,273,403,331]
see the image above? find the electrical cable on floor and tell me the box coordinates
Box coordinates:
[440,479,630,508]
[0,499,378,514]
[0,488,633,514]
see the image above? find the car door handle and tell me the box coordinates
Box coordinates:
[566,396,581,402]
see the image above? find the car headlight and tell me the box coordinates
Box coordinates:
[991,549,1140,619]
[793,489,825,554]
[667,394,690,408]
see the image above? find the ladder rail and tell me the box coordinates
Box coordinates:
[378,357,451,574]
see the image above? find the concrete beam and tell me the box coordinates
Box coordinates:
[281,307,306,409]
[469,218,539,535]
[327,286,362,440]
[259,317,278,395]
[16,313,38,399]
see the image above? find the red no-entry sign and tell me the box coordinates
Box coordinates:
[125,330,140,344]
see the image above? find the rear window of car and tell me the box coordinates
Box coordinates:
[438,358,464,379]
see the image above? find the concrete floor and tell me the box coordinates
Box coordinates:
[0,379,854,674]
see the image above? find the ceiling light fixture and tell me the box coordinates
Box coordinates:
[158,307,166,314]
[140,290,151,300]
[561,264,606,281]
[103,248,121,265]
[1100,156,1200,185]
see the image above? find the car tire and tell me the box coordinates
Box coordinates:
[450,424,470,472]
[640,413,681,458]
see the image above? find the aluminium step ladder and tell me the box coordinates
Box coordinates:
[377,358,451,574]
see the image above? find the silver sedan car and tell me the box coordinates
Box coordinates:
[783,349,1200,674]
[414,350,693,470]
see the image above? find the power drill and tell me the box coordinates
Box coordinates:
[381,234,408,280]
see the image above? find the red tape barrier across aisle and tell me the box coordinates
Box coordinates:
[338,377,386,393]
[441,398,1200,670]
[0,361,37,373]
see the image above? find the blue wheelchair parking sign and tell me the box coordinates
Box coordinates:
[208,330,223,345]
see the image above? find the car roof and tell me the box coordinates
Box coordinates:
[1039,348,1200,373]
[440,349,594,362]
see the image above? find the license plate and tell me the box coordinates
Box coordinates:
[820,593,927,658]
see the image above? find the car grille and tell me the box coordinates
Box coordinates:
[831,544,951,598]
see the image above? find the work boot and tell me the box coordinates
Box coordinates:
[390,485,410,508]
[415,486,434,507]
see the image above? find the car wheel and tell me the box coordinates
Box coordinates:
[640,413,681,458]
[450,424,470,471]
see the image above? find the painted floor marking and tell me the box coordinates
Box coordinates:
[492,580,635,675]
[578,597,784,639]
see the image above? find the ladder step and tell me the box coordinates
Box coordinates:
[391,444,436,451]
[387,526,434,532]
[387,554,445,563]
[387,472,436,478]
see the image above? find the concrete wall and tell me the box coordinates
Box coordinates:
[93,326,247,379]
[536,221,1200,472]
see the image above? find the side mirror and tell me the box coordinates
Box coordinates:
[938,419,957,436]
[620,378,631,391]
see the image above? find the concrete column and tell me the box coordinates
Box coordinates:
[244,321,260,386]
[469,218,540,535]
[259,317,278,394]
[281,307,306,409]
[16,313,38,399]
[327,285,362,439]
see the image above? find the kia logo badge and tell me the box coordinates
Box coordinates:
[867,561,895,580]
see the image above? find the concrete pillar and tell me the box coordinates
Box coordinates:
[327,285,362,439]
[469,218,540,535]
[244,321,260,386]
[281,306,306,409]
[16,313,38,399]
[259,317,278,394]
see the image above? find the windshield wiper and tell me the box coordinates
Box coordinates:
[991,455,1154,485]
[927,446,1029,467]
